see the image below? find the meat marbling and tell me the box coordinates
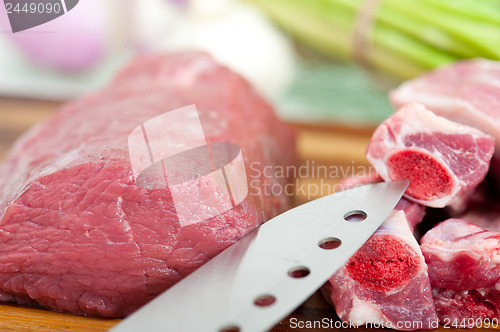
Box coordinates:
[324,210,437,330]
[323,175,436,330]
[390,59,500,150]
[0,53,295,317]
[366,103,495,208]
[421,219,500,324]
[390,59,500,186]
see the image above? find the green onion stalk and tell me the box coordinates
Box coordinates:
[245,0,500,79]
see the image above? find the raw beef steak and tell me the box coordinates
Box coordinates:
[366,103,495,208]
[0,53,295,317]
[324,210,437,330]
[421,219,500,324]
[323,175,435,330]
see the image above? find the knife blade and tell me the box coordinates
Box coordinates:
[111,180,408,332]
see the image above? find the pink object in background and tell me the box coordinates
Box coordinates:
[0,0,107,71]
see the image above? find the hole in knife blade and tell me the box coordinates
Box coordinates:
[287,266,311,278]
[253,294,276,307]
[344,210,367,222]
[318,237,342,250]
[219,325,240,332]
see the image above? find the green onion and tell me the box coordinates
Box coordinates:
[246,0,500,79]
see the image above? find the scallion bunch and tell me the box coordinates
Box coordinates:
[246,0,500,79]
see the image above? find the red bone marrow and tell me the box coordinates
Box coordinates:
[366,103,495,208]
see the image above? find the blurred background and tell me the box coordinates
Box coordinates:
[2,0,499,126]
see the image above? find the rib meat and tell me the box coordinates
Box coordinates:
[324,210,437,330]
[366,103,495,208]
[421,219,500,323]
[390,59,500,186]
[323,175,435,330]
[390,59,500,150]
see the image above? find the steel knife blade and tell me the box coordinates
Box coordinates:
[111,180,409,332]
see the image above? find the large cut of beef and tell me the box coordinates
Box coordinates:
[0,53,295,317]
[421,219,500,324]
[323,175,437,330]
[366,103,495,208]
[389,59,500,185]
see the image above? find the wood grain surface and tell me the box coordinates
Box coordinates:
[0,98,491,331]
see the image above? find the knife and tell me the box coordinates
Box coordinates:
[111,180,408,332]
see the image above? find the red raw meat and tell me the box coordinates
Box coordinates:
[390,59,500,150]
[366,103,495,208]
[323,175,435,330]
[0,53,295,317]
[421,219,500,324]
[390,59,500,186]
[324,210,437,330]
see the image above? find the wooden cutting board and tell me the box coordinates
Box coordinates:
[0,98,490,331]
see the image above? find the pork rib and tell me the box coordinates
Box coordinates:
[390,59,500,186]
[366,103,495,208]
[324,210,437,330]
[0,53,295,317]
